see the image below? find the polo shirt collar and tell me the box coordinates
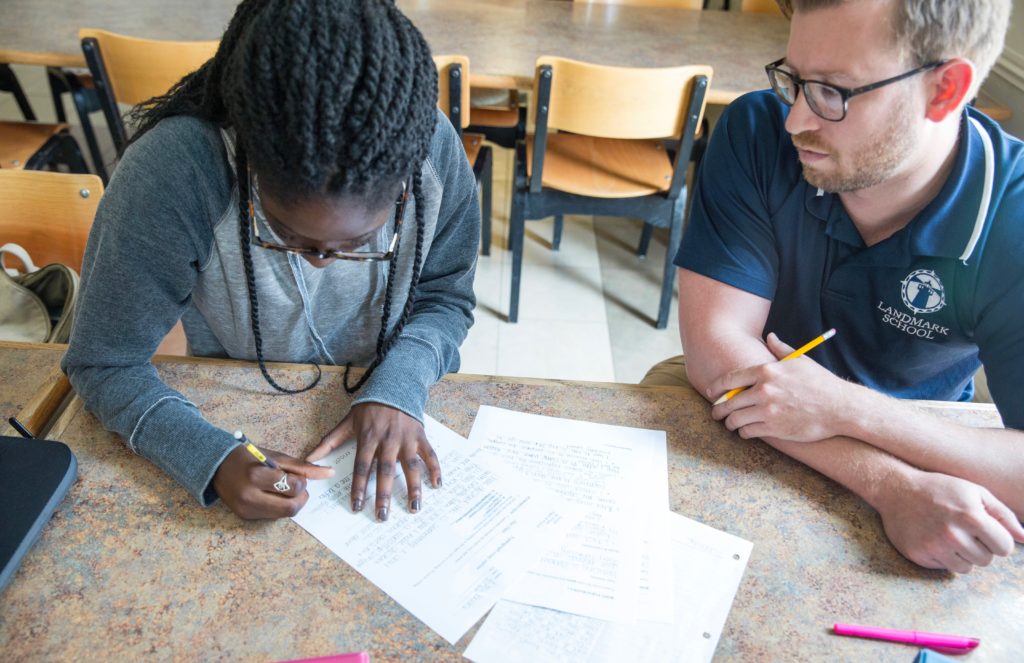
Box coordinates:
[909,110,984,258]
[801,110,988,258]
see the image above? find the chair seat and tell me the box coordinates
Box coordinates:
[0,121,69,169]
[470,106,520,129]
[526,133,674,198]
[470,87,514,108]
[462,132,485,166]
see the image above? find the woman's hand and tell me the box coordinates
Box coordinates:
[213,446,335,520]
[307,403,441,521]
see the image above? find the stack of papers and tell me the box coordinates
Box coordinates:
[293,405,752,661]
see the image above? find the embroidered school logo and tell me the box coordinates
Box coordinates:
[900,269,946,314]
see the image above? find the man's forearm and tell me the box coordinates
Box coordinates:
[834,384,1024,517]
[762,433,915,512]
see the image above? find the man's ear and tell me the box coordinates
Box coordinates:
[925,58,975,122]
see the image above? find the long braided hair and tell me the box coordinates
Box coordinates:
[129,0,438,394]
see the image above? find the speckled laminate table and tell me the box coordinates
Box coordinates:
[0,341,66,435]
[0,353,1018,662]
[0,0,789,104]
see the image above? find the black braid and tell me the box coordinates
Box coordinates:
[236,145,323,393]
[344,169,427,393]
[127,0,439,394]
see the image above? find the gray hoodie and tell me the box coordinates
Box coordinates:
[62,110,479,505]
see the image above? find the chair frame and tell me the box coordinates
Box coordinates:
[45,67,107,182]
[80,37,130,153]
[439,62,494,256]
[0,64,36,120]
[509,64,708,329]
[1,62,107,181]
[23,130,90,173]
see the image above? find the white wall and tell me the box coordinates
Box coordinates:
[980,0,1024,138]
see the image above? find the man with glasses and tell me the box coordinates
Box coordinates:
[646,0,1023,573]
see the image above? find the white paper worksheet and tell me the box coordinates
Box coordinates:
[468,405,669,623]
[464,513,753,663]
[291,415,574,645]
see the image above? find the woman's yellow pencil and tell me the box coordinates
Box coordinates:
[713,328,837,406]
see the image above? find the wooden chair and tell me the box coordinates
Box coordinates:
[574,0,703,7]
[976,105,1012,123]
[737,0,782,14]
[434,55,495,256]
[0,55,108,180]
[44,67,108,182]
[0,121,90,174]
[1,65,91,175]
[466,79,525,150]
[576,0,711,261]
[0,170,102,273]
[510,57,711,328]
[79,29,218,153]
[0,168,187,354]
[0,64,37,120]
[739,0,785,14]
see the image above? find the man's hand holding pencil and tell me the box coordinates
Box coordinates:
[707,329,842,443]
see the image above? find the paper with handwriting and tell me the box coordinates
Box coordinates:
[292,415,575,644]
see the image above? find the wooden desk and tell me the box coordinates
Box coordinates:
[1,0,789,105]
[1,348,1018,662]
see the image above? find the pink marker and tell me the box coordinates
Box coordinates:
[833,623,980,652]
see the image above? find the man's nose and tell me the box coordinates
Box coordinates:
[784,88,823,136]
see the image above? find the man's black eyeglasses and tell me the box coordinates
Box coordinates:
[250,176,408,262]
[764,58,946,122]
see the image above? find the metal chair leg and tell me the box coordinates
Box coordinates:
[1,64,37,120]
[46,69,68,122]
[637,222,654,258]
[509,194,526,323]
[656,197,686,329]
[552,214,564,251]
[477,146,493,256]
[68,77,108,183]
[59,134,91,174]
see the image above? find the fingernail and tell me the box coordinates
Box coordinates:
[377,506,389,522]
[411,499,421,513]
[436,477,443,488]
[352,498,363,512]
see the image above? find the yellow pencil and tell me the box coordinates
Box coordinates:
[234,430,280,469]
[713,328,836,405]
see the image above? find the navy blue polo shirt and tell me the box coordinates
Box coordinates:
[676,91,1024,429]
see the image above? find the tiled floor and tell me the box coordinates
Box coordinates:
[458,140,687,383]
[2,64,686,384]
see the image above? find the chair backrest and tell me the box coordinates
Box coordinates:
[740,0,785,15]
[572,0,703,8]
[79,29,218,149]
[0,170,103,272]
[531,56,713,140]
[433,55,471,131]
[79,29,219,106]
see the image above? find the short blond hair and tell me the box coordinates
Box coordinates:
[776,0,1012,92]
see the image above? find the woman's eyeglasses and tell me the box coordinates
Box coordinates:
[764,58,945,122]
[250,177,408,262]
